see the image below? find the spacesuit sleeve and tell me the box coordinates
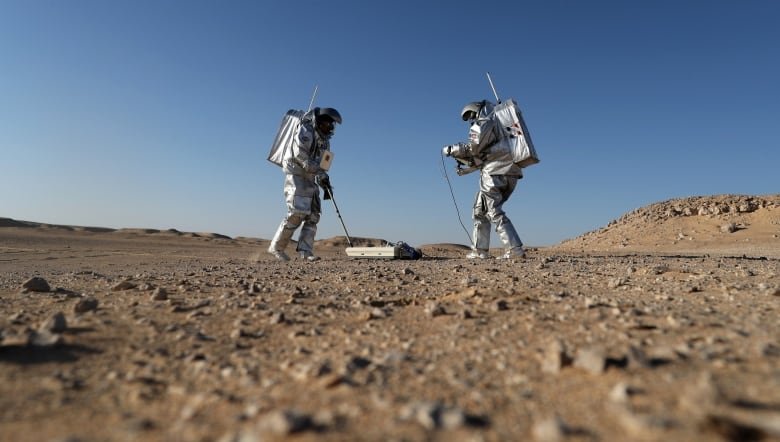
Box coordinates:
[290,124,320,173]
[469,118,499,158]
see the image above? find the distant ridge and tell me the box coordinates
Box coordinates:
[0,217,231,239]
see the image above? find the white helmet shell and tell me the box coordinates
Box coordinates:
[461,101,484,121]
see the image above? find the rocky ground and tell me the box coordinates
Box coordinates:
[1,195,779,441]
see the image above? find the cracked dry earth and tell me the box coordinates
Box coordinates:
[1,226,779,441]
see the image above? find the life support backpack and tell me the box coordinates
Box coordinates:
[267,109,308,168]
[491,99,539,168]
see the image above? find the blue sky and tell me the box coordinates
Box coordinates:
[1,1,778,247]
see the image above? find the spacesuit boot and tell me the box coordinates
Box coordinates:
[268,222,295,262]
[496,222,525,259]
[296,221,319,261]
[467,217,492,259]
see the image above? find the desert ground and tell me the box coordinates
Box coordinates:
[1,194,779,442]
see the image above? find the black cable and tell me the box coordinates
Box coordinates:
[440,151,474,248]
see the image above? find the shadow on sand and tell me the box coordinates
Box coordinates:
[0,343,101,365]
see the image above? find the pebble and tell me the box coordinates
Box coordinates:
[573,347,606,375]
[30,330,63,347]
[462,276,478,286]
[626,345,651,369]
[22,277,51,293]
[608,382,638,404]
[270,312,286,325]
[74,297,99,313]
[399,401,475,430]
[40,312,67,333]
[459,308,474,319]
[424,301,446,318]
[531,415,567,442]
[492,300,509,311]
[705,409,780,439]
[112,281,136,291]
[258,409,315,435]
[367,307,387,320]
[541,339,570,375]
[150,287,168,301]
[608,277,627,289]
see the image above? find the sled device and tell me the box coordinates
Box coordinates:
[345,241,422,260]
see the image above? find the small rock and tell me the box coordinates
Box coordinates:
[439,408,467,430]
[40,312,67,333]
[150,287,168,301]
[532,415,567,442]
[424,301,446,318]
[609,382,633,404]
[74,297,99,313]
[458,308,474,319]
[400,401,471,430]
[346,356,372,372]
[720,223,738,233]
[492,300,509,312]
[112,281,136,291]
[258,409,314,435]
[541,339,571,374]
[30,330,63,347]
[462,276,478,286]
[626,346,651,369]
[368,307,387,320]
[608,277,627,289]
[270,312,286,325]
[22,277,50,293]
[761,342,780,357]
[574,347,606,375]
[125,417,156,432]
[705,409,780,440]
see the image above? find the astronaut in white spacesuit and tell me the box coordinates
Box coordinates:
[268,107,341,262]
[443,100,525,259]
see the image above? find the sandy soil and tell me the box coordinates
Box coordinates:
[1,195,779,441]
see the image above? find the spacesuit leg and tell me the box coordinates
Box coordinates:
[268,213,302,261]
[469,183,492,259]
[296,193,321,256]
[483,176,524,255]
[269,174,314,261]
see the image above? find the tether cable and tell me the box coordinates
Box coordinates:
[440,151,475,248]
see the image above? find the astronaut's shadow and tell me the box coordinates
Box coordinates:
[0,343,102,365]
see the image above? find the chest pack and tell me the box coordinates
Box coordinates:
[491,99,539,168]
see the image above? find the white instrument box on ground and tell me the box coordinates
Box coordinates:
[344,246,399,259]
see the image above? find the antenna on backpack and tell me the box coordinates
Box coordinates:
[486,72,500,103]
[307,85,319,112]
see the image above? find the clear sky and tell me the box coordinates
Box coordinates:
[1,1,778,247]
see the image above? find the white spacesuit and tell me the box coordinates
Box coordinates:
[268,107,341,262]
[443,101,525,259]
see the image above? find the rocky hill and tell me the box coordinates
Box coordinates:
[552,194,780,257]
